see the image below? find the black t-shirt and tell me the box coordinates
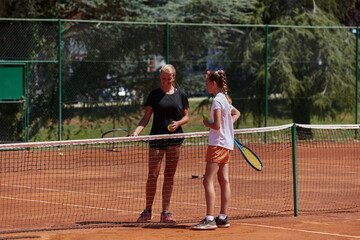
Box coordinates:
[145,88,189,135]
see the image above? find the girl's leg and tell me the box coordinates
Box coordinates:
[145,148,165,209]
[217,163,230,215]
[203,162,219,216]
[162,144,180,212]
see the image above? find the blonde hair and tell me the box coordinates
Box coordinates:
[207,70,232,104]
[160,64,176,77]
[160,64,176,87]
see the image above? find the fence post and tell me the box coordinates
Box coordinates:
[58,19,62,141]
[166,23,169,64]
[25,63,29,142]
[263,25,269,143]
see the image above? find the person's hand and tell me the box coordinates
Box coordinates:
[203,119,210,127]
[202,114,210,127]
[168,121,179,132]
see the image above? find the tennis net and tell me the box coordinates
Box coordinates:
[295,124,360,212]
[0,123,359,233]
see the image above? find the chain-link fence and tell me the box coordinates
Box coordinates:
[0,19,358,142]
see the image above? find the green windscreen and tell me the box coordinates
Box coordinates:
[0,66,24,100]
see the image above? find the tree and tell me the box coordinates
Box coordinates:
[59,0,258,104]
[345,0,360,26]
[225,0,357,126]
[0,0,259,140]
[0,0,163,140]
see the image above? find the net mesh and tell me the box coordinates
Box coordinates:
[1,124,359,233]
[296,124,360,212]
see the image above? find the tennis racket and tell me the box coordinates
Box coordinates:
[101,129,129,152]
[234,138,263,171]
[101,128,129,138]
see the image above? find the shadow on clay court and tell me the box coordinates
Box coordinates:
[76,221,189,229]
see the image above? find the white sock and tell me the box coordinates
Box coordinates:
[206,215,214,221]
[218,213,227,220]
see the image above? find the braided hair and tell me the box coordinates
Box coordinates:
[207,70,232,104]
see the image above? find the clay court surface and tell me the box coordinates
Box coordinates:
[1,212,359,240]
[1,129,359,239]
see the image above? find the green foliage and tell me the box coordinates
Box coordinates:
[1,0,359,141]
[232,3,357,125]
[158,0,257,23]
[260,0,355,25]
[0,0,124,19]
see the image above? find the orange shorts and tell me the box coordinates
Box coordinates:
[206,146,232,164]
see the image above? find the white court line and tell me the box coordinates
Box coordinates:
[300,162,360,169]
[324,214,360,221]
[0,194,281,222]
[2,183,277,214]
[300,168,359,174]
[236,222,360,239]
[1,183,144,200]
[0,196,138,214]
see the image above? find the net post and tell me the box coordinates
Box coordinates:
[356,26,359,125]
[292,123,299,216]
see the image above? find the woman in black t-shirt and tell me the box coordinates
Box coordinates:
[131,64,189,223]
